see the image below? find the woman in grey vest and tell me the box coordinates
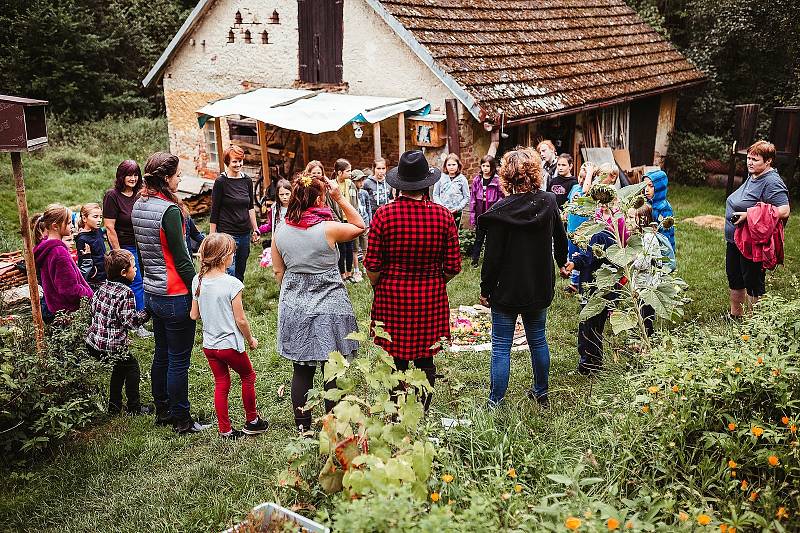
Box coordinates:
[132,152,208,434]
[271,175,365,431]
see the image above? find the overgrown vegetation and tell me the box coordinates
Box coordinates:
[662,131,729,185]
[0,303,111,458]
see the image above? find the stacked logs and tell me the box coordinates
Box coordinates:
[0,251,27,291]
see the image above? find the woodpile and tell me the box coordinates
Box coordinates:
[0,251,27,291]
[183,193,212,216]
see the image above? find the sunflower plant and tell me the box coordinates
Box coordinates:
[564,181,689,352]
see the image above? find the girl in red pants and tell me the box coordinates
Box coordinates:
[190,233,269,439]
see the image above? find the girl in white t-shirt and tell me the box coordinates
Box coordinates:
[190,233,268,439]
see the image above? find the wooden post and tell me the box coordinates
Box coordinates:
[397,114,406,155]
[215,118,225,173]
[301,133,309,165]
[257,120,271,191]
[445,98,460,157]
[373,121,382,160]
[10,152,45,355]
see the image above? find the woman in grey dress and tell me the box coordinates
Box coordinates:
[271,174,365,431]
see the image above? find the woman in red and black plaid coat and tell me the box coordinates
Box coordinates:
[364,150,461,411]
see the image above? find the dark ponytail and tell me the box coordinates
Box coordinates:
[142,152,185,212]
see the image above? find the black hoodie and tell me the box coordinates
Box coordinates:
[478,190,568,313]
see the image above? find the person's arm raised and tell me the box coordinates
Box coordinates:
[324,178,365,244]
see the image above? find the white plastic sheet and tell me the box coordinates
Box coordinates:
[197,88,429,134]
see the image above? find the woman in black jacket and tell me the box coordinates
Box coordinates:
[478,147,568,408]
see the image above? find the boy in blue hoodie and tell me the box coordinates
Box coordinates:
[563,222,617,375]
[643,170,675,251]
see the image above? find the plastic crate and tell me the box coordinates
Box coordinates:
[224,502,329,533]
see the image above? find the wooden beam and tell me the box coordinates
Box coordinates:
[397,114,406,155]
[373,121,382,160]
[214,119,225,173]
[11,152,45,355]
[445,98,460,157]
[257,120,271,192]
[301,133,309,165]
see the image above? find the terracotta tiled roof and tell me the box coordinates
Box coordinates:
[375,0,706,120]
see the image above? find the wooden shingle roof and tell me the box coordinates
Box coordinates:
[373,0,706,121]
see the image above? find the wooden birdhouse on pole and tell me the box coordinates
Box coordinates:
[0,95,49,354]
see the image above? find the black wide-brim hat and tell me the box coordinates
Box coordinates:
[386,150,441,191]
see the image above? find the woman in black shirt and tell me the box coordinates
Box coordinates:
[209,145,261,281]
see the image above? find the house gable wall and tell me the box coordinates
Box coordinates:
[161,0,455,176]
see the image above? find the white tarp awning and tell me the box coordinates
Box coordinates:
[196,88,430,134]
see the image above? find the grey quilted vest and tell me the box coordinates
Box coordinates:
[132,196,174,295]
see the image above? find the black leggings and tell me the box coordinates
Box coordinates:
[337,241,354,273]
[291,362,338,430]
[392,357,437,412]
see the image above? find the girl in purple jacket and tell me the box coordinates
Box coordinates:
[33,204,93,316]
[469,155,504,267]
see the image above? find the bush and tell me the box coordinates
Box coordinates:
[45,151,96,171]
[0,301,111,460]
[458,229,475,257]
[662,131,728,185]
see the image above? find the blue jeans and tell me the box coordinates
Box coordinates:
[122,244,144,310]
[489,308,550,405]
[226,232,251,282]
[145,293,196,423]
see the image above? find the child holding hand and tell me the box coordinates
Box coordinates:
[85,249,151,414]
[190,233,268,440]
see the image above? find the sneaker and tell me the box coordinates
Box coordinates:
[126,404,154,416]
[220,429,245,440]
[243,417,270,435]
[135,326,154,338]
[173,418,212,434]
[352,270,363,283]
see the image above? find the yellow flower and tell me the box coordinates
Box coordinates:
[772,368,781,377]
[672,384,680,393]
[625,521,633,530]
[768,455,780,467]
[734,367,742,374]
[782,416,790,425]
[507,468,517,478]
[720,525,728,533]
[678,511,689,522]
[514,484,522,493]
[430,492,440,502]
[748,492,758,502]
[607,517,620,530]
[641,405,650,413]
[741,334,750,341]
[697,514,712,525]
[728,459,738,469]
[740,480,748,490]
[299,175,313,187]
[728,422,736,431]
[448,499,453,505]
[791,424,797,434]
[756,357,763,365]
[442,474,454,483]
[647,385,659,394]
[565,516,582,530]
[776,507,788,520]
[751,426,764,437]
[731,470,737,478]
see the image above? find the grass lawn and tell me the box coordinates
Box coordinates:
[0,122,797,531]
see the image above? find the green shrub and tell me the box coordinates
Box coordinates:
[0,301,111,460]
[458,229,475,257]
[45,150,96,171]
[663,131,728,185]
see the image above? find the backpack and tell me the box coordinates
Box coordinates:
[655,232,676,272]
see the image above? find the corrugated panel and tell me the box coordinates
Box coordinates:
[376,0,706,120]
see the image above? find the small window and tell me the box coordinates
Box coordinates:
[205,119,218,166]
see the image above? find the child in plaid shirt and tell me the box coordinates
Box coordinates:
[85,249,150,414]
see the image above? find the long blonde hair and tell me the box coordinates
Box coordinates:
[32,204,71,244]
[78,202,101,229]
[195,233,236,297]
